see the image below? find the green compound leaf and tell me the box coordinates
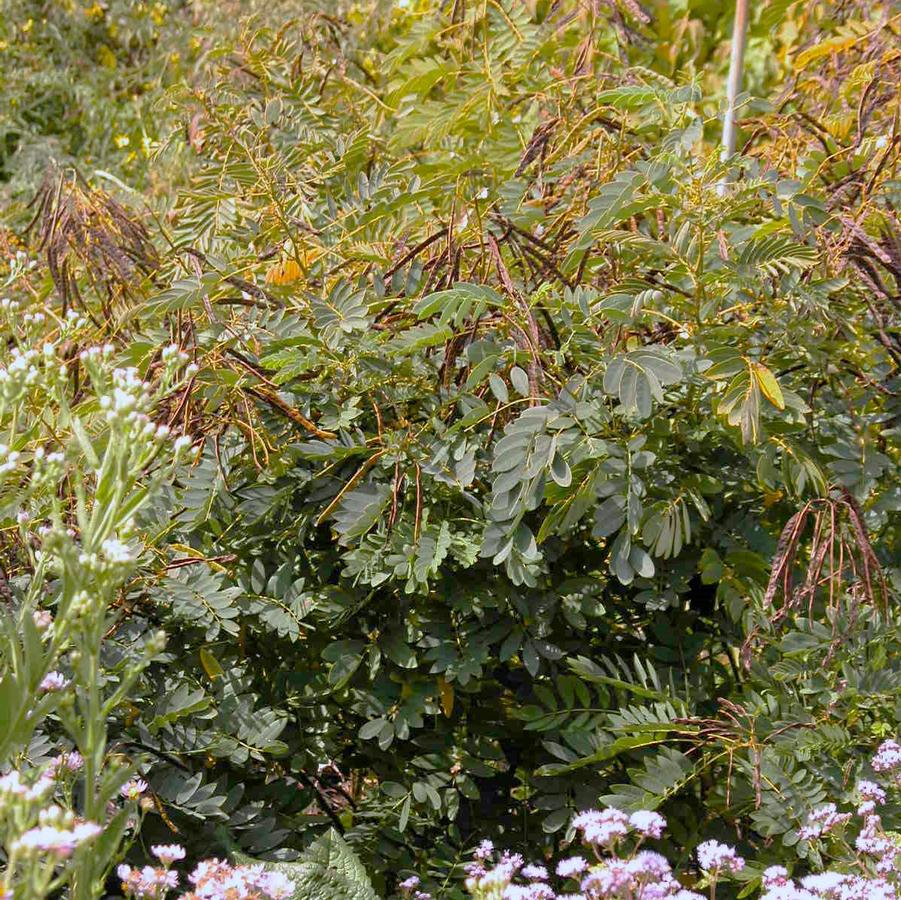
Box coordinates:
[235,830,379,900]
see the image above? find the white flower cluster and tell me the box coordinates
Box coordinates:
[63,309,88,332]
[0,770,55,804]
[11,806,101,859]
[29,446,67,490]
[0,443,21,476]
[82,352,195,465]
[0,344,41,407]
[3,250,37,283]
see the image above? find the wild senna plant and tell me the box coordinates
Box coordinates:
[452,740,901,900]
[0,294,195,899]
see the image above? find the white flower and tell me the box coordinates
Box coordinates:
[101,539,134,565]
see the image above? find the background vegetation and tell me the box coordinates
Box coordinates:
[0,0,899,896]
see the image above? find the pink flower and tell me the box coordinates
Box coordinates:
[639,882,679,899]
[72,822,102,842]
[254,870,294,899]
[39,671,70,693]
[474,839,495,860]
[0,771,28,796]
[696,839,744,874]
[581,859,634,895]
[188,858,231,885]
[120,778,148,800]
[13,821,100,858]
[0,770,54,800]
[761,887,815,900]
[556,856,588,878]
[871,739,901,777]
[797,803,851,840]
[800,872,846,893]
[152,844,186,866]
[855,833,898,873]
[118,864,179,898]
[857,780,886,804]
[499,852,524,873]
[503,886,554,900]
[185,859,295,899]
[762,866,789,888]
[628,850,671,880]
[573,808,630,847]
[49,752,84,775]
[521,864,548,881]
[629,810,666,839]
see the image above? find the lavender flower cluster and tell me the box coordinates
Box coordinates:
[459,820,719,900]
[117,849,294,900]
[453,739,901,900]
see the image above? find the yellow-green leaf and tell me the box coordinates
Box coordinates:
[754,363,785,410]
[200,647,224,681]
[438,677,455,717]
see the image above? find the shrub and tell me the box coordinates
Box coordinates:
[0,0,898,896]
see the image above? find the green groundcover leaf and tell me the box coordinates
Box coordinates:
[236,830,379,900]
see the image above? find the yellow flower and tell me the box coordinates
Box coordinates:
[114,135,130,148]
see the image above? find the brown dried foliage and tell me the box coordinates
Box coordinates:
[741,488,889,667]
[26,169,159,321]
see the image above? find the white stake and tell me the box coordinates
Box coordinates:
[719,0,750,195]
